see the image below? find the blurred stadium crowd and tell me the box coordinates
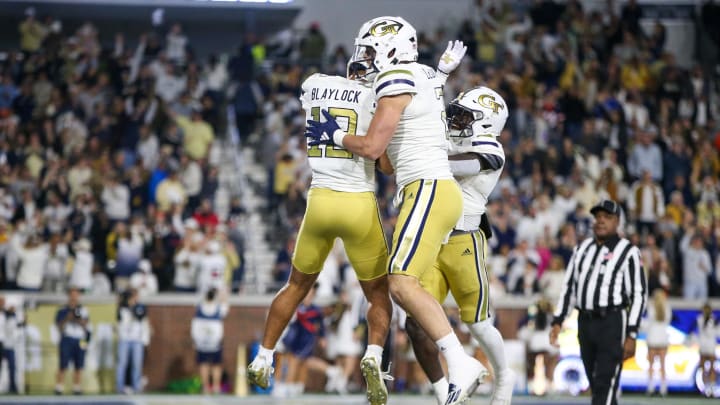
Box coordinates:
[0,1,719,299]
[0,8,250,296]
[0,0,718,396]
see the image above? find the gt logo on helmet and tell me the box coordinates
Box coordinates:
[369,20,404,37]
[476,94,504,114]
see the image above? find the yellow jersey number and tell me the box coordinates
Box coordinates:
[307,106,355,159]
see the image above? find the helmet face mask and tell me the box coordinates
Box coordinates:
[347,46,376,81]
[447,103,483,138]
[446,86,509,148]
[349,16,417,82]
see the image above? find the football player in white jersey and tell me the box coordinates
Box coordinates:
[403,87,515,405]
[246,66,394,396]
[306,16,485,405]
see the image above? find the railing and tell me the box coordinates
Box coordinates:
[9,291,719,310]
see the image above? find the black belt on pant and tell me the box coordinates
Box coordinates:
[578,307,623,319]
[450,229,474,236]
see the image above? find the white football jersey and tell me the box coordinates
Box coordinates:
[300,74,375,192]
[372,63,453,187]
[452,137,505,228]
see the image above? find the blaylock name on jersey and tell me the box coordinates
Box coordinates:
[310,88,362,103]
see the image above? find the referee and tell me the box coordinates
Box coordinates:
[549,199,647,405]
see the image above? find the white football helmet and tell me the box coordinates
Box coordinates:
[447,86,508,140]
[347,16,418,82]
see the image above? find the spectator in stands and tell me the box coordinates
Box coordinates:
[507,238,540,294]
[551,184,577,221]
[67,158,93,201]
[69,238,93,292]
[44,233,69,292]
[695,178,720,224]
[137,125,159,171]
[55,288,90,395]
[165,23,188,65]
[232,79,263,143]
[681,233,712,299]
[299,22,326,66]
[627,128,663,182]
[216,226,240,291]
[155,63,186,104]
[173,232,203,292]
[101,174,130,223]
[489,207,516,254]
[203,54,228,100]
[191,287,228,394]
[515,204,542,247]
[13,233,47,292]
[539,255,566,303]
[18,7,46,55]
[130,259,158,299]
[116,288,150,394]
[197,240,226,295]
[628,170,665,237]
[155,167,187,213]
[112,223,144,292]
[272,152,296,216]
[193,198,219,230]
[89,264,112,296]
[180,154,203,213]
[171,106,214,162]
[42,192,73,234]
[662,138,691,196]
[665,190,688,226]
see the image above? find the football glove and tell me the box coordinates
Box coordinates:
[305,109,341,146]
[437,40,467,75]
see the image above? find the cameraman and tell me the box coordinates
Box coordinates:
[55,288,90,395]
[116,288,150,394]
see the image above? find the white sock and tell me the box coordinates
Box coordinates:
[73,384,82,392]
[55,383,63,392]
[468,319,507,376]
[258,345,274,360]
[432,377,449,400]
[436,332,466,368]
[325,365,340,377]
[364,344,384,361]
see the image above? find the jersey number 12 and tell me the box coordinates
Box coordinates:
[307,106,355,159]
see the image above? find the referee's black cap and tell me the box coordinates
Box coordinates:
[590,199,620,216]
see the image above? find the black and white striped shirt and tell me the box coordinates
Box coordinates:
[552,235,647,335]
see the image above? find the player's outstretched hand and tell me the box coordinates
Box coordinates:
[437,40,467,75]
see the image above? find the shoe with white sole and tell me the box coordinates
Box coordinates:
[247,354,274,389]
[360,356,393,405]
[490,369,516,405]
[445,356,485,405]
